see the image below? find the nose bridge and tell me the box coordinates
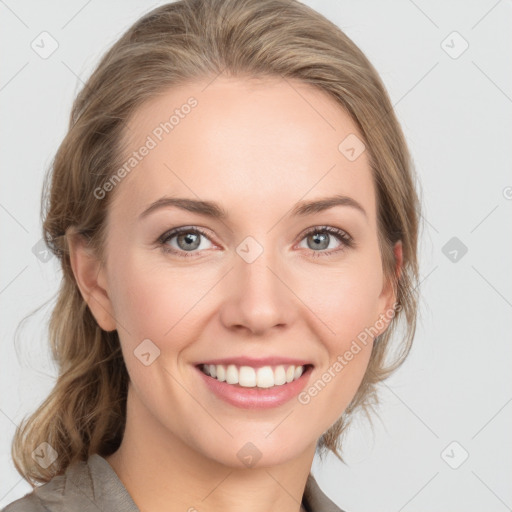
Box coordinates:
[240,247,279,295]
[219,234,296,334]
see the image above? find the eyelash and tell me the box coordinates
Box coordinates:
[157,225,354,259]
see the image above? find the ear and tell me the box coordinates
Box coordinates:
[67,230,117,332]
[375,240,403,334]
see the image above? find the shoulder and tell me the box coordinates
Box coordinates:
[303,472,348,512]
[1,493,48,512]
[0,472,66,512]
[1,466,70,512]
[1,454,133,512]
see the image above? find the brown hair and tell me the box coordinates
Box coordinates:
[12,0,420,486]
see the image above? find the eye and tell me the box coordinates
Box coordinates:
[158,226,215,257]
[157,225,354,259]
[297,226,353,258]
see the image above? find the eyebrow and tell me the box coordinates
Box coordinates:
[138,194,367,221]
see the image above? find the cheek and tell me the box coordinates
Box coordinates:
[307,255,385,343]
[292,265,382,433]
[109,258,202,339]
[299,250,384,392]
[297,262,383,415]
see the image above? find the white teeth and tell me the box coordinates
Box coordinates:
[239,366,256,387]
[256,366,275,388]
[216,365,226,382]
[274,365,286,385]
[226,364,238,384]
[200,363,308,388]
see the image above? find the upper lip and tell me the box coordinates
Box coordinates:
[196,357,313,368]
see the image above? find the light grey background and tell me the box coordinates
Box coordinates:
[1,1,511,511]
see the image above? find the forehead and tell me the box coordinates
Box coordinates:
[110,75,376,225]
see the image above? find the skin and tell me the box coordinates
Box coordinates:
[69,75,402,512]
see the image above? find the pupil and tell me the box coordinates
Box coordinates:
[179,232,200,251]
[310,232,328,250]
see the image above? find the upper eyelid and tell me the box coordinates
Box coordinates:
[158,226,218,250]
[302,225,351,238]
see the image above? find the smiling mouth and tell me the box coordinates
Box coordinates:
[197,363,313,389]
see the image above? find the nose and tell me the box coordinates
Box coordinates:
[218,244,298,336]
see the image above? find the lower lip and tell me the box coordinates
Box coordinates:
[195,365,313,409]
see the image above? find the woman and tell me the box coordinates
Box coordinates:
[4,0,420,510]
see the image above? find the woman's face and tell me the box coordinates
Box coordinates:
[82,76,399,468]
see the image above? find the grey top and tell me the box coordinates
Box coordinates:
[2,454,346,512]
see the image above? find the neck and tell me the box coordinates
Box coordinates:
[106,384,316,512]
